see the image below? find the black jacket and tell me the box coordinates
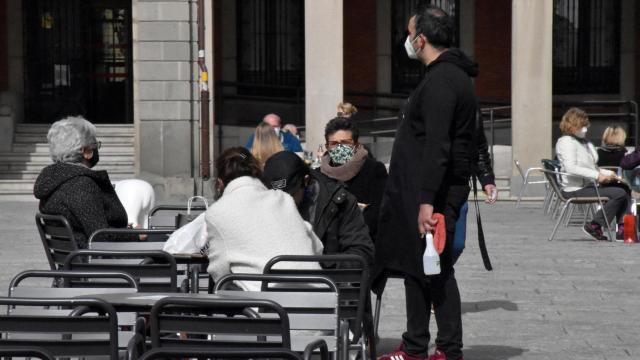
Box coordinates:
[597,146,626,167]
[302,170,375,269]
[373,49,478,289]
[34,162,131,248]
[332,157,388,243]
[474,118,495,187]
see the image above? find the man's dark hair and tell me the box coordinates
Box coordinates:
[215,146,262,186]
[324,117,360,142]
[413,3,453,50]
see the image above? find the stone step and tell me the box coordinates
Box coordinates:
[0,161,134,172]
[0,169,135,180]
[14,133,134,143]
[11,142,134,153]
[0,152,133,162]
[15,123,134,134]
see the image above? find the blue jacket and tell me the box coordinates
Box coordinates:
[245,131,303,153]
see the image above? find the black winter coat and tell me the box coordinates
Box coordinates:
[373,49,478,291]
[34,162,131,248]
[340,157,388,243]
[597,146,626,167]
[303,170,375,269]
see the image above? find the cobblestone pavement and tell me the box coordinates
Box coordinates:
[1,200,639,359]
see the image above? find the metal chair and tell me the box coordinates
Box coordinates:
[215,273,338,360]
[8,269,143,357]
[35,213,78,270]
[137,347,310,360]
[514,160,549,208]
[0,297,119,360]
[149,297,291,349]
[540,169,613,241]
[263,254,374,360]
[64,249,178,292]
[0,347,55,360]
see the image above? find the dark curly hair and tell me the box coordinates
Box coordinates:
[324,117,360,142]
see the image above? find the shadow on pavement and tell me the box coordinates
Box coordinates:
[462,300,518,313]
[463,345,527,360]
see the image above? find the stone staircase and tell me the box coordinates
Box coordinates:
[0,124,135,200]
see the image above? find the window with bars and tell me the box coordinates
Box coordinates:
[553,0,621,94]
[391,0,460,94]
[23,0,133,123]
[237,0,304,96]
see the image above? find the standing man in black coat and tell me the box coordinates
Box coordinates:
[375,5,477,360]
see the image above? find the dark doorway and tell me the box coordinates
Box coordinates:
[23,0,133,123]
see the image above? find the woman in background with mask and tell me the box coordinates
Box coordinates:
[556,107,631,241]
[320,117,388,243]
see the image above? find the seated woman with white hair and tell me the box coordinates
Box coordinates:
[34,116,136,248]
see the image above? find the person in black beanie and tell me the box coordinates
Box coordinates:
[374,4,479,360]
[262,151,374,270]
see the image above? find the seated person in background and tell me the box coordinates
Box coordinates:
[282,124,299,139]
[34,116,135,248]
[597,126,627,168]
[319,117,387,243]
[555,108,631,241]
[204,147,323,291]
[263,151,374,269]
[246,113,303,153]
[251,122,284,168]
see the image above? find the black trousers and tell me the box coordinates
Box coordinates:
[563,184,631,226]
[402,191,465,360]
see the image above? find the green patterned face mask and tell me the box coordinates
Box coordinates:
[328,144,355,165]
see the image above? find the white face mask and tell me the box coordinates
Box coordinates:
[576,127,588,138]
[404,35,420,60]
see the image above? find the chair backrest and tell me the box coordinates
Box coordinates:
[541,159,565,199]
[263,254,369,341]
[150,297,291,349]
[0,297,119,360]
[514,160,526,180]
[64,250,178,292]
[35,213,78,270]
[88,228,173,250]
[215,274,339,353]
[148,204,207,230]
[138,347,303,360]
[9,269,138,298]
[0,347,55,360]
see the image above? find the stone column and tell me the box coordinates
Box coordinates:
[511,0,553,197]
[304,0,343,152]
[133,0,197,200]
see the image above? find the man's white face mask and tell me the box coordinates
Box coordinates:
[404,34,421,60]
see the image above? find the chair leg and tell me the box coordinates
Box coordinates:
[549,202,571,241]
[542,187,552,211]
[564,204,576,227]
[516,180,529,208]
[373,294,382,339]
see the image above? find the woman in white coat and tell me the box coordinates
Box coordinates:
[204,147,323,291]
[555,107,631,240]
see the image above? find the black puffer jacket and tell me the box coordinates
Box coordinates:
[34,162,131,248]
[301,170,375,269]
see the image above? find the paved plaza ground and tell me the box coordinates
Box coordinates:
[1,200,639,359]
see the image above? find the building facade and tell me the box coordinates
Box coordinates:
[1,0,638,199]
